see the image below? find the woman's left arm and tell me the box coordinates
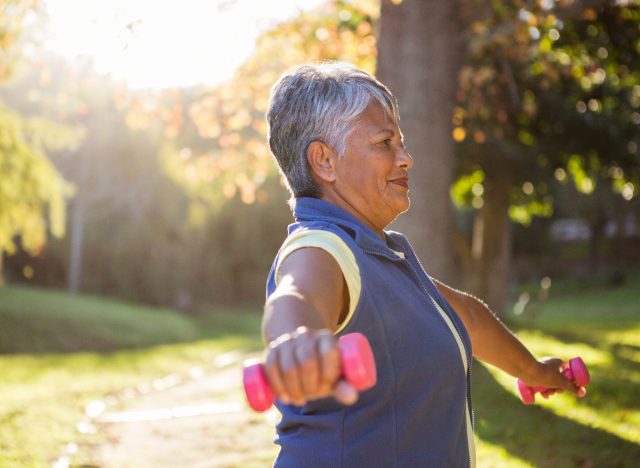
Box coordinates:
[434,279,581,394]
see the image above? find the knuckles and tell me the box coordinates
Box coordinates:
[265,328,340,404]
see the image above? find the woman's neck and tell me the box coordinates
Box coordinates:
[319,194,387,241]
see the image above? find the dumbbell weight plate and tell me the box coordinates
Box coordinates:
[517,379,535,405]
[568,357,590,387]
[337,333,377,392]
[243,359,274,412]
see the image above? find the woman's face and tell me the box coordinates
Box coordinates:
[329,102,414,232]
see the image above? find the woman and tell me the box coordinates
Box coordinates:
[262,62,580,467]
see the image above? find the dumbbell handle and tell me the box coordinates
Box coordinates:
[517,357,590,405]
[243,332,377,412]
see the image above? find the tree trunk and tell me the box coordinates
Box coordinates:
[377,0,463,285]
[471,169,512,316]
[67,198,86,294]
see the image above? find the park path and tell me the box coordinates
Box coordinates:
[89,352,279,468]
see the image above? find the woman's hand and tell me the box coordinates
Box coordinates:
[264,326,358,407]
[521,357,584,398]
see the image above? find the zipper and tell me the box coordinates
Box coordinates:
[362,246,475,468]
[407,252,475,468]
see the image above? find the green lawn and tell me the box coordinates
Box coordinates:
[0,285,264,467]
[1,280,639,467]
[476,274,640,467]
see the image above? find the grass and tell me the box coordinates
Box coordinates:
[0,285,264,467]
[476,273,640,467]
[0,286,199,353]
[1,279,639,467]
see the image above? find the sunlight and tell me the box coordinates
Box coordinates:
[484,331,640,445]
[474,439,532,468]
[43,0,325,89]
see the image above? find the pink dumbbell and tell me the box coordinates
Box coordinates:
[243,332,377,412]
[517,357,590,405]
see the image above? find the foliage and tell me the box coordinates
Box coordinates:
[1,0,382,305]
[165,0,381,263]
[0,103,78,257]
[454,0,640,224]
[0,0,42,80]
[3,52,296,306]
[120,0,379,211]
[0,0,79,262]
[5,0,639,307]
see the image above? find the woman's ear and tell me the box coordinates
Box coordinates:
[307,141,337,183]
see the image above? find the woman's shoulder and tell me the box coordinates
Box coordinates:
[288,220,357,245]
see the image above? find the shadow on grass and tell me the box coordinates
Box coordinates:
[474,364,640,468]
[526,328,640,412]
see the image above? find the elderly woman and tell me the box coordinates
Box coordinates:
[262,62,579,467]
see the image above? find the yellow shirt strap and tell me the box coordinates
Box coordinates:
[275,230,361,334]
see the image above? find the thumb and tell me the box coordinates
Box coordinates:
[334,379,358,406]
[555,361,582,395]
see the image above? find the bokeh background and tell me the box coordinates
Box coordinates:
[1,0,639,467]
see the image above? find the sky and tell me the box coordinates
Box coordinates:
[43,0,326,89]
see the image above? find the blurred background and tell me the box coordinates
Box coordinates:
[1,0,639,467]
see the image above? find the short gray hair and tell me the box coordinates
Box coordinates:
[267,62,399,204]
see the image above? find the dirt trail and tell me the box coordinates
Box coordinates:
[91,355,279,468]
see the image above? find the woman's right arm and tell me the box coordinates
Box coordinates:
[262,247,357,406]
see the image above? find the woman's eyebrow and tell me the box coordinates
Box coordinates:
[371,128,395,138]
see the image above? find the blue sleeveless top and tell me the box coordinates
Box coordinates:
[266,198,474,467]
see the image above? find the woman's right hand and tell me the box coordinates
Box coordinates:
[264,326,358,407]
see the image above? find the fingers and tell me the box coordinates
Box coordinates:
[334,379,358,405]
[536,358,581,396]
[264,327,349,407]
[265,336,292,404]
[318,333,341,394]
[281,339,307,405]
[317,335,358,404]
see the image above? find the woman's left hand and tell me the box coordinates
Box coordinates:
[520,357,583,396]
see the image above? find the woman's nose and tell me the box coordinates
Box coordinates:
[397,147,414,169]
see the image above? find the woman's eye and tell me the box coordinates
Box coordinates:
[381,139,392,146]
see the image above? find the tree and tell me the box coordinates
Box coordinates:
[377,0,464,285]
[0,1,78,276]
[153,0,380,211]
[3,0,383,304]
[452,1,640,313]
[376,0,640,314]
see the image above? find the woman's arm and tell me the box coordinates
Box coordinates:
[261,247,357,406]
[434,279,581,394]
[263,247,345,341]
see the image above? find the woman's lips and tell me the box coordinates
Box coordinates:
[390,177,409,188]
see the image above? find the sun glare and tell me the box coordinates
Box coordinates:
[44,0,325,89]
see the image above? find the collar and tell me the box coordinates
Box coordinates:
[292,197,402,258]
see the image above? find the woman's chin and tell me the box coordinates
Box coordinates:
[395,195,411,214]
[384,198,410,224]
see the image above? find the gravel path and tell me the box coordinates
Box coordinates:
[91,354,279,468]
